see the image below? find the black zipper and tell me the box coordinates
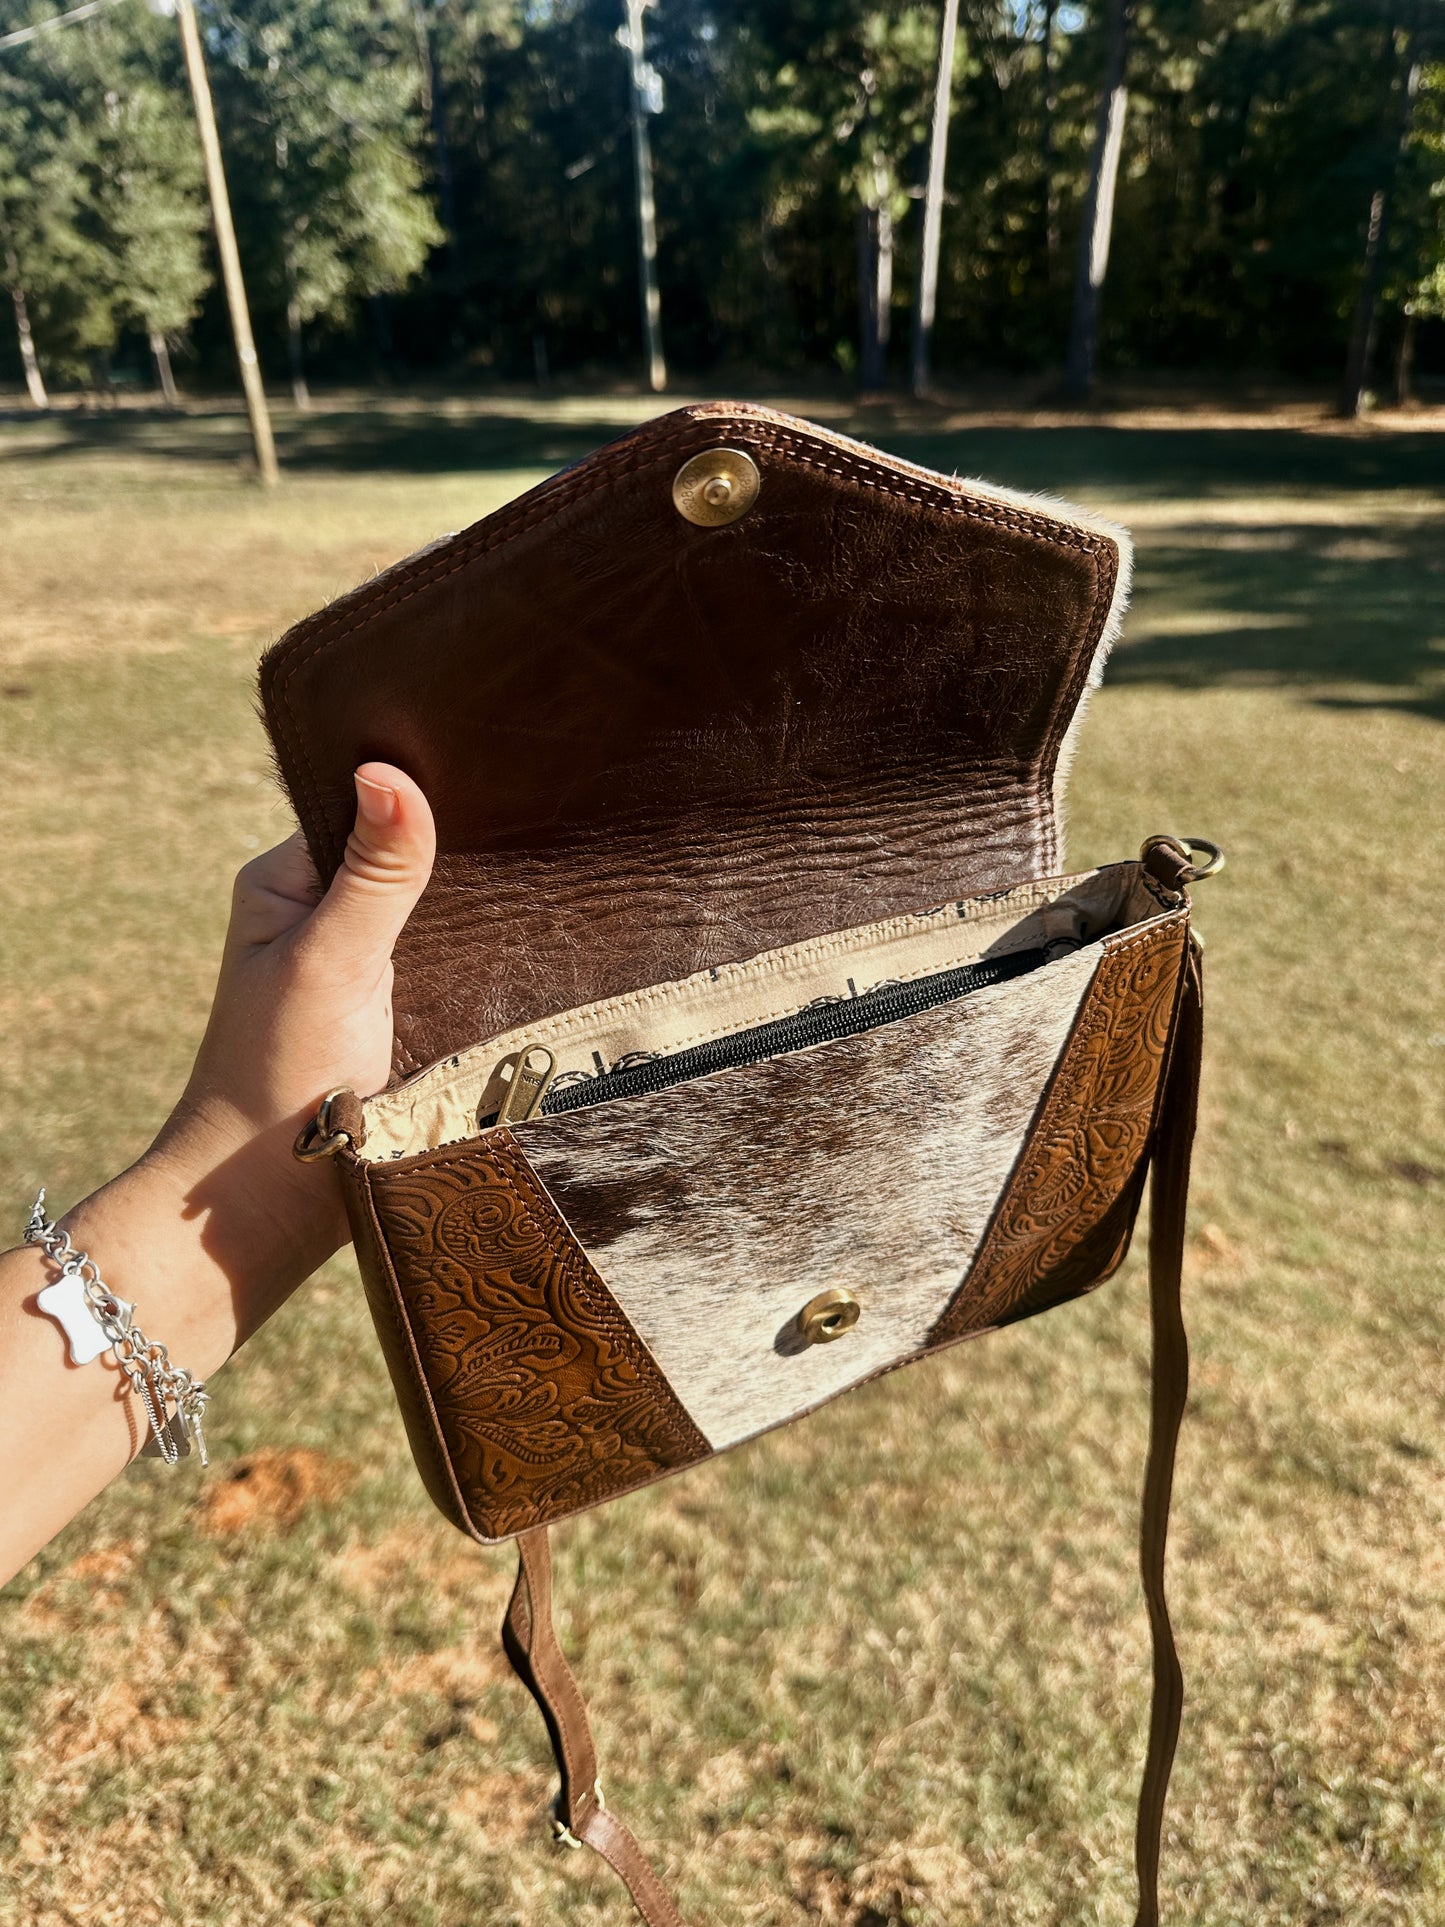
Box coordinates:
[539,944,1051,1117]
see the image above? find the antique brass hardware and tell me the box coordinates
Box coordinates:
[797,1287,861,1346]
[496,1045,558,1126]
[672,447,761,527]
[1139,834,1225,883]
[293,1089,355,1161]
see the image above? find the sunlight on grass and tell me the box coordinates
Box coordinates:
[1,398,1442,1926]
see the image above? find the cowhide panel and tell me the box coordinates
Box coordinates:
[931,912,1190,1341]
[358,1132,710,1541]
[515,941,1104,1450]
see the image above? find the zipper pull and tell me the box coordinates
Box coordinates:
[496,1045,558,1125]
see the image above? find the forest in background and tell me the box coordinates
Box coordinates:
[0,0,1442,406]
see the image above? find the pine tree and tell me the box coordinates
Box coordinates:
[733,1,939,388]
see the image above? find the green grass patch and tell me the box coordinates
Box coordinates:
[1,395,1442,1926]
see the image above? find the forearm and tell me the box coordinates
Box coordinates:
[0,1115,343,1586]
[2,763,433,1589]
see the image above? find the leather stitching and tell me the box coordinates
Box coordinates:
[264,414,1119,882]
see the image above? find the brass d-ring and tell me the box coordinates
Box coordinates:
[1177,837,1225,880]
[293,1090,354,1162]
[1140,834,1225,884]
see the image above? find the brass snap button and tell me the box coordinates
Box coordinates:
[672,447,761,527]
[797,1287,861,1346]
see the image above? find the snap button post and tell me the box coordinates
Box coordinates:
[672,447,761,527]
[797,1287,861,1346]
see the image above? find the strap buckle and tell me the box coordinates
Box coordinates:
[550,1779,605,1850]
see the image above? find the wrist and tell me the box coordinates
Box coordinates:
[59,1112,347,1380]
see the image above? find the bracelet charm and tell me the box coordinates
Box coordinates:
[37,1263,132,1366]
[25,1190,211,1467]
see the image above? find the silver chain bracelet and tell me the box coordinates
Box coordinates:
[25,1190,210,1466]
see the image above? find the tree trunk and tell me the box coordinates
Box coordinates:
[1394,310,1416,408]
[6,259,47,408]
[1040,0,1060,282]
[413,1,457,249]
[370,293,394,369]
[911,0,961,398]
[1339,49,1421,419]
[149,329,179,408]
[88,351,117,409]
[286,298,310,409]
[1064,0,1132,400]
[623,0,666,392]
[857,202,892,391]
[858,162,893,392]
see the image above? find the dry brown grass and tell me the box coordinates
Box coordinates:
[1,394,1442,1926]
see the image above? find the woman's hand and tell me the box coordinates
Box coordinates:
[0,764,435,1583]
[153,762,436,1299]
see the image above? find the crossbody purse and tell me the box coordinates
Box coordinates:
[262,404,1218,1926]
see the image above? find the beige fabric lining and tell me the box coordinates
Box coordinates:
[359,860,1167,1163]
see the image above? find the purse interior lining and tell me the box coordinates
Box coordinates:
[358,860,1171,1163]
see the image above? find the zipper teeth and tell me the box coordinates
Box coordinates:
[540,946,1049,1118]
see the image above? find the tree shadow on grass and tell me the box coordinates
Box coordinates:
[878,424,1444,725]
[270,405,633,475]
[0,400,641,477]
[881,423,1445,504]
[8,404,1444,497]
[1110,518,1445,725]
[5,403,1441,722]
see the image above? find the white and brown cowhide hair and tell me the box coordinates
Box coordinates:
[517,943,1103,1450]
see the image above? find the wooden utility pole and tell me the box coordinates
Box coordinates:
[911,0,960,397]
[175,0,278,483]
[1064,0,1132,400]
[621,0,665,393]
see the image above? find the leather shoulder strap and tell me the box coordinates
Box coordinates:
[498,944,1204,1926]
[1133,936,1202,1924]
[503,1527,689,1927]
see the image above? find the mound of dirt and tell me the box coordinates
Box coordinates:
[196,1446,355,1536]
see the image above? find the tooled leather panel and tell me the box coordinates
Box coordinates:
[363,1133,710,1540]
[341,1159,474,1537]
[259,403,1122,1080]
[930,913,1189,1343]
[994,1169,1144,1327]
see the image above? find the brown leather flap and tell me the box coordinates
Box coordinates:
[259,403,1128,1082]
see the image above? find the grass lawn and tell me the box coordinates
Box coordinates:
[1,391,1442,1927]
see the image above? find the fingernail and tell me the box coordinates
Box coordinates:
[354,771,399,827]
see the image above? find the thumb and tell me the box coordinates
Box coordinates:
[305,762,437,974]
